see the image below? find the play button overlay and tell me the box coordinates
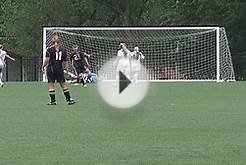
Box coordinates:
[119,71,131,94]
[97,57,149,109]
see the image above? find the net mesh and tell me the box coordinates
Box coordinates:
[43,27,235,81]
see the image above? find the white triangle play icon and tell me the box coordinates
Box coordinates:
[97,57,149,109]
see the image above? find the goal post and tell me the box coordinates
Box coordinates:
[42,27,235,82]
[216,27,220,82]
[42,28,47,82]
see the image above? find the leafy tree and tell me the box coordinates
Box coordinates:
[0,0,245,77]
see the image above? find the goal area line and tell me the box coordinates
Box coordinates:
[93,79,235,83]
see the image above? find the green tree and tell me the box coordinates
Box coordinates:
[1,0,96,56]
[175,0,246,78]
[1,0,245,78]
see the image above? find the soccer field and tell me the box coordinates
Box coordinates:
[0,82,246,165]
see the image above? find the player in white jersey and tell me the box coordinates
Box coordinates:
[114,42,131,85]
[130,46,145,83]
[0,44,15,87]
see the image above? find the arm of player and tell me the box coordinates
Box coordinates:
[84,52,91,58]
[41,57,50,72]
[42,49,51,72]
[71,59,75,69]
[69,53,76,70]
[83,53,91,67]
[63,61,69,73]
[140,52,145,59]
[84,57,90,68]
[5,54,15,61]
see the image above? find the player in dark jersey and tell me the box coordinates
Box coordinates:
[41,35,75,105]
[70,45,90,86]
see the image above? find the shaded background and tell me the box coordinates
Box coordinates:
[0,0,245,80]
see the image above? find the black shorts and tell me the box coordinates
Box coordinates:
[75,65,87,75]
[46,66,65,83]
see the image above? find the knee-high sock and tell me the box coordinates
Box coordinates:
[63,88,71,101]
[48,90,56,102]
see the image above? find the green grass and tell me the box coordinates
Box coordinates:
[0,82,246,165]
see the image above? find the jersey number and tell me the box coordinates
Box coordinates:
[55,52,62,61]
[74,55,79,60]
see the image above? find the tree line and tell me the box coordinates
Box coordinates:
[0,0,245,79]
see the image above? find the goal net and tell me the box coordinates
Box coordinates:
[43,27,235,82]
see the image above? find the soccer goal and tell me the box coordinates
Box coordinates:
[43,27,235,82]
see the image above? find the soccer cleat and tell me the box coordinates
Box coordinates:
[67,99,76,105]
[83,84,87,87]
[47,102,57,105]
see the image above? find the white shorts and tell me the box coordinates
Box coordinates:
[131,60,141,72]
[0,62,5,69]
[116,59,130,73]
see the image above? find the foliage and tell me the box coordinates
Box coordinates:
[0,0,245,77]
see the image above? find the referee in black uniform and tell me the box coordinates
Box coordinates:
[42,35,75,105]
